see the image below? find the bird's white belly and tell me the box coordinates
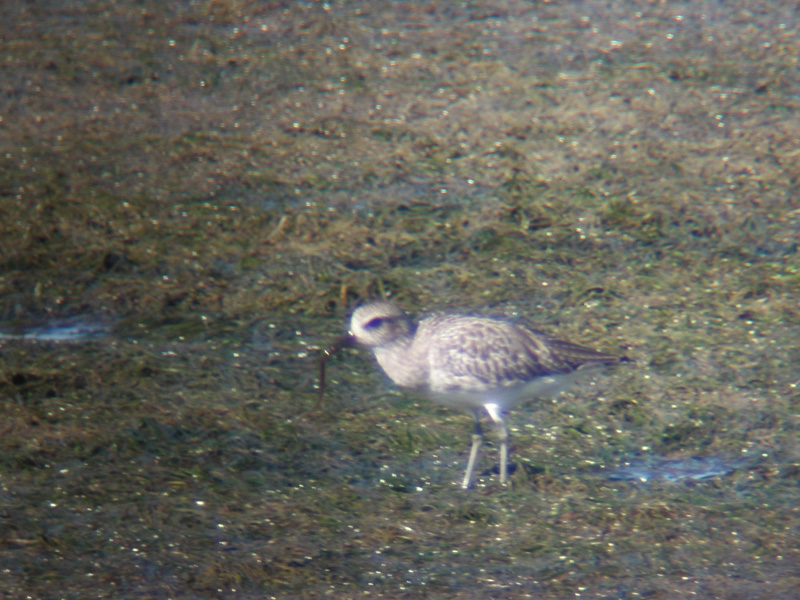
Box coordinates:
[427,371,582,413]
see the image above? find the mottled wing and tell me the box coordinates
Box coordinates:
[529,332,624,370]
[424,316,575,392]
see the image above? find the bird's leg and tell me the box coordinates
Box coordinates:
[462,411,483,489]
[484,403,509,484]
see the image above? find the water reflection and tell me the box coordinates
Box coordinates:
[0,318,111,342]
[605,453,765,483]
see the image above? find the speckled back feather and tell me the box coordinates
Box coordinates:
[421,314,620,393]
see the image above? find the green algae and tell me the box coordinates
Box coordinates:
[1,0,800,598]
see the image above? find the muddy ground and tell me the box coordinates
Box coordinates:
[1,1,799,598]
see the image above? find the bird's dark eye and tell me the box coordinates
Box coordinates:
[363,317,386,330]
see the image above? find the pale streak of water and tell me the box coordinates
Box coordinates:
[0,319,111,342]
[604,452,766,483]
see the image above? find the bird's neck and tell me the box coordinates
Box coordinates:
[373,334,427,389]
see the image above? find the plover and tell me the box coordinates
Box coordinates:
[321,300,628,489]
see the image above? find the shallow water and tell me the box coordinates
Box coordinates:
[0,318,111,342]
[604,452,766,483]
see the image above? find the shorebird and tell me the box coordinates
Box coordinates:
[320,300,628,489]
